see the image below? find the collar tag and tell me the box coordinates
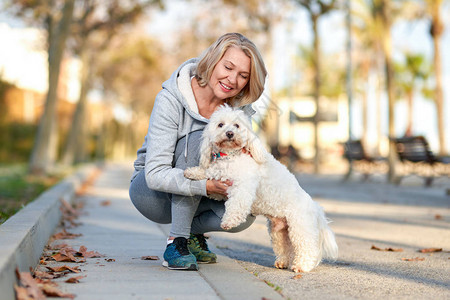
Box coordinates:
[212,152,228,161]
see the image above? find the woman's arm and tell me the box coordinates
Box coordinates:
[144,92,207,197]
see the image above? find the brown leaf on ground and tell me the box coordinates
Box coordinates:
[371,245,403,252]
[14,285,33,300]
[60,199,80,218]
[76,168,101,195]
[141,256,160,260]
[46,265,81,273]
[434,214,442,220]
[65,276,86,284]
[293,274,303,279]
[419,248,442,253]
[33,270,55,280]
[100,200,111,206]
[52,229,82,240]
[39,259,48,265]
[105,258,115,262]
[39,283,75,299]
[52,248,86,263]
[15,269,46,300]
[76,245,104,258]
[402,257,425,261]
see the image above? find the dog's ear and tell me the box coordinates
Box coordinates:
[246,133,268,164]
[199,133,213,169]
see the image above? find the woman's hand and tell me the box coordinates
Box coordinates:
[206,179,232,196]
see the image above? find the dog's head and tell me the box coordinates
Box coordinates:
[199,105,267,168]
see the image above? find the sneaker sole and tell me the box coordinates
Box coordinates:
[197,259,217,264]
[162,260,198,271]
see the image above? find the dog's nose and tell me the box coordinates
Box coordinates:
[226,131,234,139]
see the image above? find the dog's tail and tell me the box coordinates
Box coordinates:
[318,207,338,261]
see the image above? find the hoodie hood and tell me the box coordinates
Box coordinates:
[162,58,207,123]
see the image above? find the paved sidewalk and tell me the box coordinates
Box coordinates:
[39,163,449,300]
[211,173,450,299]
[43,163,283,300]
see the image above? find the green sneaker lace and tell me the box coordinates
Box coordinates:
[192,234,210,251]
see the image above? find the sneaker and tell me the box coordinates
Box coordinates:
[162,237,198,270]
[188,234,217,263]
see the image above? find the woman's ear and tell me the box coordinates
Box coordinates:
[246,132,267,164]
[199,133,213,169]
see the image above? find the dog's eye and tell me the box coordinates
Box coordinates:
[218,123,224,128]
[234,124,239,128]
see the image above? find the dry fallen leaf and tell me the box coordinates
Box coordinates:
[33,270,55,280]
[402,257,425,261]
[60,199,80,218]
[77,245,104,258]
[46,265,81,273]
[371,245,403,252]
[141,256,160,260]
[65,276,86,284]
[434,214,442,220]
[419,248,442,253]
[14,285,32,300]
[52,229,82,240]
[293,274,303,279]
[15,269,46,300]
[100,200,111,206]
[105,258,115,262]
[39,282,75,298]
[52,250,85,263]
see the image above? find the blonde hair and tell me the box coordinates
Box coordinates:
[195,33,267,106]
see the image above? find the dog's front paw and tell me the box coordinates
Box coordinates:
[291,257,317,273]
[291,265,304,273]
[274,258,289,269]
[220,215,246,230]
[184,167,206,180]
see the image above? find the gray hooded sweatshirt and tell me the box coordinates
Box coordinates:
[131,58,255,197]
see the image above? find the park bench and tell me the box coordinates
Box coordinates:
[343,140,387,181]
[391,135,450,187]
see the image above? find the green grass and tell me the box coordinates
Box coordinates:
[0,164,61,224]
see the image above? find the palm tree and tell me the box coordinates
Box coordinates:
[427,0,446,155]
[374,0,397,182]
[352,0,385,155]
[394,53,430,137]
[293,0,338,174]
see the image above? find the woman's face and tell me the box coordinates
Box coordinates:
[208,46,251,100]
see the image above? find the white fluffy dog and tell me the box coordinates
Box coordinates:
[184,105,338,272]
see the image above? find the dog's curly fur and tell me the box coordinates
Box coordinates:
[184,105,338,272]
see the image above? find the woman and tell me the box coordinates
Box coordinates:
[129,33,267,271]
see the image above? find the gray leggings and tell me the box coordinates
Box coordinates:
[129,131,255,239]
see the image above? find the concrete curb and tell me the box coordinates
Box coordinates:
[0,164,99,300]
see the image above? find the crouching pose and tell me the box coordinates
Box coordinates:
[184,105,338,272]
[129,33,267,270]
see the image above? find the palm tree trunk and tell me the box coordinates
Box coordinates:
[312,15,321,174]
[375,68,383,156]
[405,91,413,136]
[430,0,445,155]
[380,0,397,182]
[29,0,75,175]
